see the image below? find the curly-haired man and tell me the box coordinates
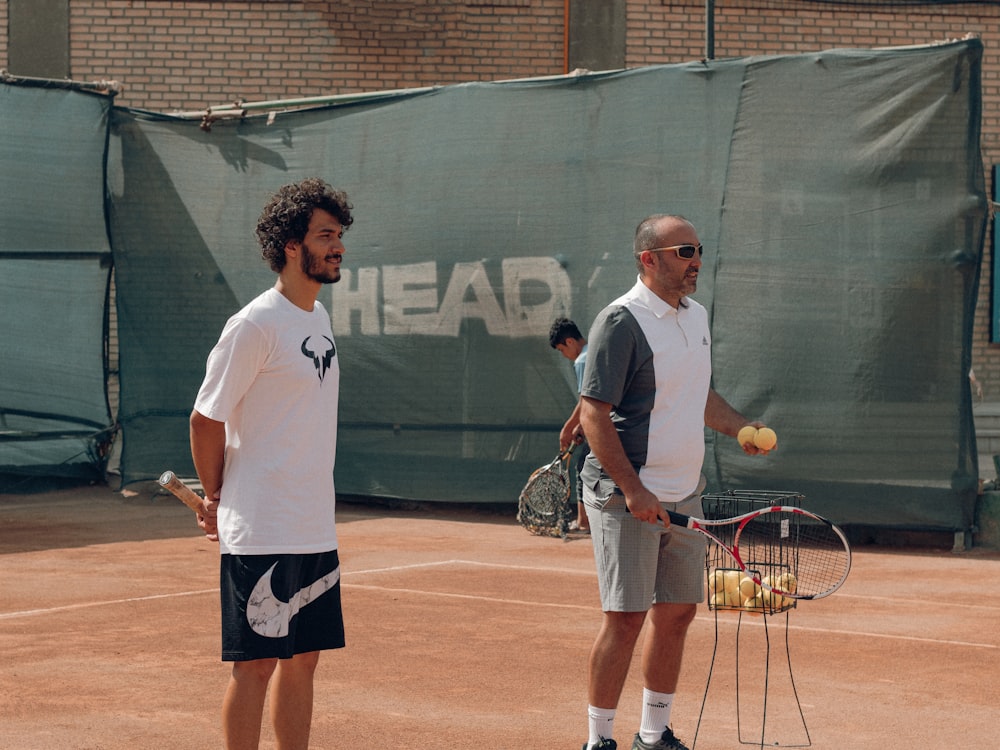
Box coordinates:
[190,178,353,750]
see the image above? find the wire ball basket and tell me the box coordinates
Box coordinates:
[702,490,806,616]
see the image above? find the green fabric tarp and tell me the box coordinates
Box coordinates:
[2,40,986,530]
[0,81,114,485]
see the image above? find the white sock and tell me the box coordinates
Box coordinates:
[588,704,616,747]
[638,688,675,743]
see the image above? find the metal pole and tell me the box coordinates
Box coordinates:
[706,0,715,60]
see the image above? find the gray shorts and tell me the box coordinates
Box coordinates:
[583,477,707,612]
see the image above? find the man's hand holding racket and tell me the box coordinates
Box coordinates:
[625,486,672,526]
[158,470,220,542]
[196,489,220,541]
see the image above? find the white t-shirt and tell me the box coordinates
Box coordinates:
[194,287,340,555]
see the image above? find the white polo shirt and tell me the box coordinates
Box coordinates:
[580,277,712,502]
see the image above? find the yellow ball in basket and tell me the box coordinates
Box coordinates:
[778,572,798,595]
[754,427,778,450]
[723,570,742,597]
[739,576,760,602]
[710,569,727,594]
[737,425,758,447]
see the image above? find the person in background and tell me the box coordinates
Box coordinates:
[189,178,354,750]
[549,316,590,533]
[578,214,771,750]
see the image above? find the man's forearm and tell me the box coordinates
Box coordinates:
[704,388,750,438]
[189,410,226,497]
[579,397,643,496]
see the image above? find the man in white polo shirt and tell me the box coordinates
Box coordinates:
[577,215,771,750]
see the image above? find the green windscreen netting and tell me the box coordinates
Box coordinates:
[0,81,114,484]
[1,40,986,531]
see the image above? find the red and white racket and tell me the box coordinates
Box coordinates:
[664,505,851,600]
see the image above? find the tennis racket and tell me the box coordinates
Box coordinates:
[516,442,577,537]
[157,470,206,513]
[664,505,851,600]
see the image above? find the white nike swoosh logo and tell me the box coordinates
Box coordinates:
[246,561,341,638]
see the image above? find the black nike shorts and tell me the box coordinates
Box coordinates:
[220,550,345,661]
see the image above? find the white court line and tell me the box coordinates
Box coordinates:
[836,592,1000,613]
[698,614,999,650]
[0,560,481,620]
[2,559,997,651]
[0,589,218,620]
[345,558,593,577]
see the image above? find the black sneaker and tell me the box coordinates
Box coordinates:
[630,727,690,750]
[582,739,618,750]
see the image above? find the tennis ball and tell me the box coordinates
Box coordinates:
[724,589,743,608]
[739,576,760,602]
[744,593,764,614]
[723,570,742,597]
[773,591,790,610]
[710,592,726,608]
[737,425,758,447]
[778,572,797,595]
[709,568,727,593]
[754,427,778,450]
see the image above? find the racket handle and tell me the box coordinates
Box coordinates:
[158,470,206,514]
[665,510,694,528]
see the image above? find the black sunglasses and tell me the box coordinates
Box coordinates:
[647,243,703,260]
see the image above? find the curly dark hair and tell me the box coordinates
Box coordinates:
[255,178,354,272]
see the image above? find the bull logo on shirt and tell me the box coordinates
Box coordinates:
[301,336,336,383]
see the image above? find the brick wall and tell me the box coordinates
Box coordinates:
[65,1,566,112]
[0,1,6,68]
[2,0,999,396]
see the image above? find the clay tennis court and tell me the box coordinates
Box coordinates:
[2,483,998,749]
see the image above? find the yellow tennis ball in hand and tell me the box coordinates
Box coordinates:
[754,427,778,450]
[737,425,758,447]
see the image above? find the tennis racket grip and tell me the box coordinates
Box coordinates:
[158,470,205,514]
[665,510,696,528]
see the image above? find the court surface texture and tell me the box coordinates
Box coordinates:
[2,483,997,749]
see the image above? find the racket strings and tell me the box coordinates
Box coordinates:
[516,458,574,538]
[521,469,569,515]
[735,512,850,598]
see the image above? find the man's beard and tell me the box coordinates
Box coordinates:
[300,240,342,284]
